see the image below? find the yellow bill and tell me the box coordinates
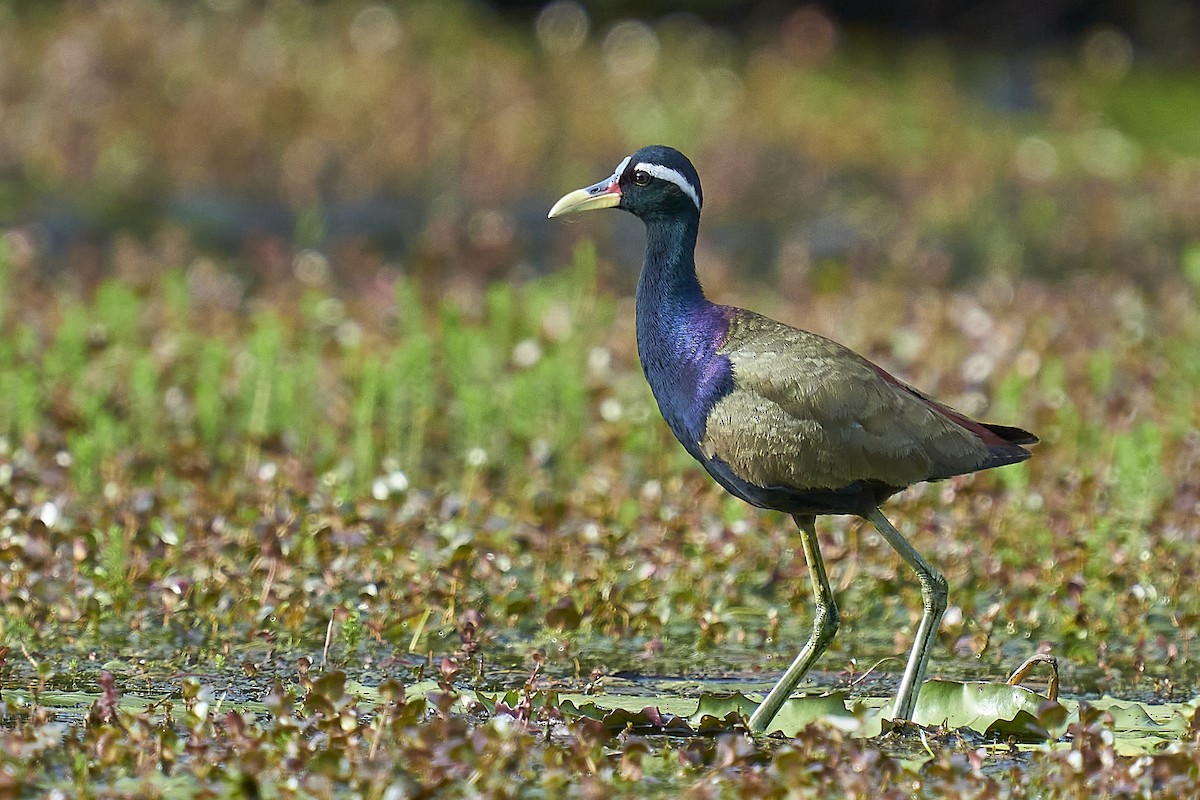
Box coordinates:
[547,174,622,218]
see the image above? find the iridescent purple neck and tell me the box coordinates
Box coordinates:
[634,213,734,450]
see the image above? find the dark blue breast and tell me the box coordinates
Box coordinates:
[636,301,735,462]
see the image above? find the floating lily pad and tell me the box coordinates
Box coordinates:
[473,681,1072,740]
[909,680,1067,741]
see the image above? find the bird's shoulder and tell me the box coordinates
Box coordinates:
[717,309,890,397]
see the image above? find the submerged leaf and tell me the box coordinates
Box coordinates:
[559,700,698,734]
[1089,696,1192,734]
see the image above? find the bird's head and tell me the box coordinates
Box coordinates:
[548,145,702,222]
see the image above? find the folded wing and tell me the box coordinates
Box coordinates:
[700,311,1034,492]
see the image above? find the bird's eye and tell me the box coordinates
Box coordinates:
[632,170,651,186]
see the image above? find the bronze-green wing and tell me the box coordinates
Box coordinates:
[700,311,1033,493]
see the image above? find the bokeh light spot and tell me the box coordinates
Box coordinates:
[603,20,659,77]
[535,1,589,55]
[350,5,402,56]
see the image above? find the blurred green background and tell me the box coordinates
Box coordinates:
[3,0,1199,294]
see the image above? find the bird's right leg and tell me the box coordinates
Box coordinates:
[748,513,840,733]
[866,506,948,722]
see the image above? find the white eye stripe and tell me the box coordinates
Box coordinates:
[633,162,701,210]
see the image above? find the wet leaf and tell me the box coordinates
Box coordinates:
[909,680,1067,741]
[1089,696,1193,734]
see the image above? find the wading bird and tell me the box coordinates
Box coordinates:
[548,146,1037,733]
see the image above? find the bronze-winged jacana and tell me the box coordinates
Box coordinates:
[548,146,1037,733]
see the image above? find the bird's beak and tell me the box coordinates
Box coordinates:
[547,173,622,218]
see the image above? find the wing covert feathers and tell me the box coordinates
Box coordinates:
[699,311,1033,492]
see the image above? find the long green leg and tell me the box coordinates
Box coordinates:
[866,506,948,722]
[748,514,840,733]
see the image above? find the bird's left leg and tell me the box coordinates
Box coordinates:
[748,513,840,733]
[866,506,948,722]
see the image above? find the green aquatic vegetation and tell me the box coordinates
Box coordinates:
[3,257,1199,794]
[5,672,1198,798]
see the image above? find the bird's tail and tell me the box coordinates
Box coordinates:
[973,422,1037,469]
[924,405,1037,469]
[979,422,1039,446]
